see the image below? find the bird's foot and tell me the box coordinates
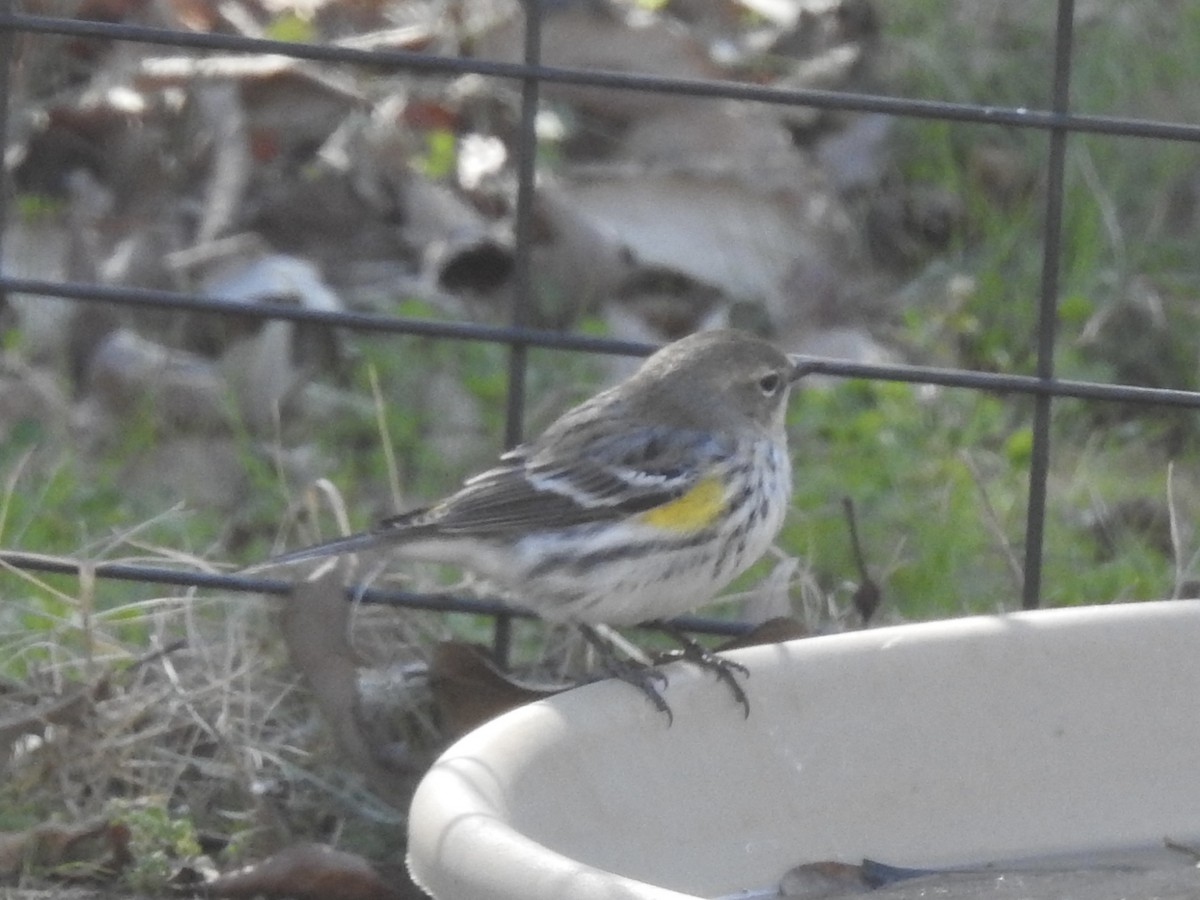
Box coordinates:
[577,624,673,723]
[650,624,750,718]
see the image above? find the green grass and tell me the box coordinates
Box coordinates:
[787,0,1200,618]
[884,1,1200,372]
[779,380,1188,619]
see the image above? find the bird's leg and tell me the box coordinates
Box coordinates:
[649,621,750,718]
[576,624,673,723]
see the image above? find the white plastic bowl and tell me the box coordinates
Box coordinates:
[407,601,1200,900]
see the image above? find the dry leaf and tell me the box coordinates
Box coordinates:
[778,859,873,898]
[572,164,853,331]
[429,641,564,739]
[137,55,363,158]
[0,819,131,880]
[715,616,809,653]
[531,183,637,326]
[206,841,414,900]
[279,569,413,803]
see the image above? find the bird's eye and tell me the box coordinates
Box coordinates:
[758,372,782,396]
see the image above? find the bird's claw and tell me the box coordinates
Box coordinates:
[600,659,673,723]
[652,627,751,718]
[578,624,675,722]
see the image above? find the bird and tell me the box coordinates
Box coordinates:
[252,328,804,717]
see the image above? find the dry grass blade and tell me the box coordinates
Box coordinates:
[279,566,429,806]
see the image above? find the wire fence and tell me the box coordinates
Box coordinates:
[2,0,1200,653]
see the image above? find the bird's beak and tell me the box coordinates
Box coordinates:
[788,356,817,383]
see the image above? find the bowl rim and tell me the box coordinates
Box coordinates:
[407,600,1200,900]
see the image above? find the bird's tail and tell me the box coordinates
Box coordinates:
[241,530,385,574]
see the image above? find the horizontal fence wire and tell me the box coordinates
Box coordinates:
[0,550,754,638]
[1,2,1199,635]
[7,274,1200,406]
[3,10,1200,143]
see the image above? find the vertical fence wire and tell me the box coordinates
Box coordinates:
[1022,0,1077,609]
[491,1,546,664]
[0,0,11,322]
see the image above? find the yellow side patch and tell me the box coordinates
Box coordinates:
[638,475,725,532]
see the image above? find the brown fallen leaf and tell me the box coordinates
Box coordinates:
[715,616,810,653]
[779,860,873,898]
[429,641,566,739]
[278,567,413,803]
[429,624,804,737]
[0,818,132,880]
[206,841,416,900]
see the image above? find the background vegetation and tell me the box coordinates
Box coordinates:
[1,0,1199,892]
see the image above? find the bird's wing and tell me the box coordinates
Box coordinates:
[381,425,733,536]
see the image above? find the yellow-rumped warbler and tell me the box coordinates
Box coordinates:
[255,329,803,714]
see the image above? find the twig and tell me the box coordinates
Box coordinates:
[959,451,1024,593]
[841,497,882,623]
[1166,461,1184,597]
[369,362,404,512]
